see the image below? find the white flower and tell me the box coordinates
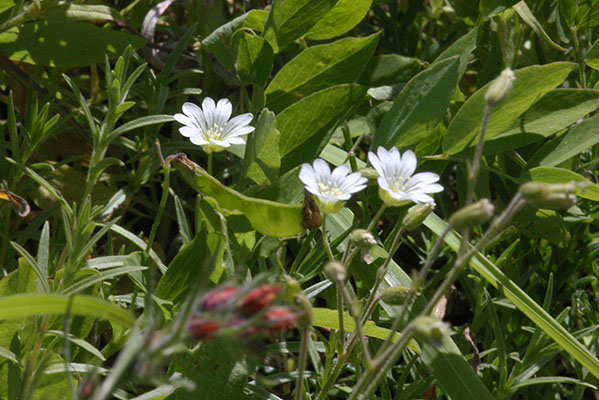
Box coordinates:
[299,159,367,214]
[368,146,443,206]
[174,97,255,153]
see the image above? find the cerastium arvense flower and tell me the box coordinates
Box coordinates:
[368,146,443,207]
[174,97,255,153]
[299,159,367,214]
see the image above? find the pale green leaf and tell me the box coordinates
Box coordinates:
[443,62,574,155]
[304,0,372,40]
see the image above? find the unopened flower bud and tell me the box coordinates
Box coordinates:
[294,293,313,328]
[381,286,415,305]
[403,202,435,230]
[240,284,282,316]
[412,316,449,346]
[449,199,495,231]
[484,68,515,106]
[520,181,577,210]
[359,167,379,180]
[200,285,239,311]
[325,261,346,281]
[187,318,220,339]
[264,307,297,332]
[284,277,303,304]
[350,229,377,248]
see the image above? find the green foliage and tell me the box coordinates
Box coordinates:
[3,0,599,399]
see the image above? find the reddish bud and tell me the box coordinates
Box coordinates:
[187,318,220,339]
[240,284,282,316]
[200,285,239,311]
[264,307,297,332]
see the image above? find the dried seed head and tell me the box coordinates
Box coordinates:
[350,229,377,248]
[325,261,346,281]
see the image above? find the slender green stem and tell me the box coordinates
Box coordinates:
[367,205,386,232]
[321,214,335,262]
[295,327,310,400]
[466,104,491,207]
[322,215,343,349]
[570,27,587,88]
[337,281,372,369]
[361,225,405,322]
[207,152,213,175]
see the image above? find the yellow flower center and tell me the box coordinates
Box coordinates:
[317,181,344,197]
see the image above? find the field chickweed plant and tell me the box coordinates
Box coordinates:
[1,1,599,399]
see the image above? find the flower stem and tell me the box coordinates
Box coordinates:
[466,104,491,207]
[207,152,213,175]
[321,215,344,349]
[295,326,310,400]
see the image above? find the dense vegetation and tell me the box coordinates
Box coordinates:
[1,0,599,399]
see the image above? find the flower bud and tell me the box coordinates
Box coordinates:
[325,261,346,281]
[520,181,577,210]
[350,229,377,248]
[403,202,435,230]
[381,286,415,305]
[264,307,297,333]
[284,277,303,304]
[449,199,495,231]
[412,316,449,346]
[359,167,379,180]
[294,293,313,328]
[239,284,282,316]
[187,318,221,339]
[200,285,239,311]
[484,68,515,106]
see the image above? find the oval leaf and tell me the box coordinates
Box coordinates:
[372,56,462,150]
[525,166,599,201]
[278,84,367,172]
[0,21,145,68]
[443,62,574,155]
[266,34,378,112]
[304,0,372,40]
[171,153,304,237]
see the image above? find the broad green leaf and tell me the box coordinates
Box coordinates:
[443,62,574,155]
[262,0,338,53]
[358,54,421,87]
[235,32,274,87]
[479,89,599,155]
[0,21,145,68]
[202,12,249,69]
[525,166,599,201]
[304,0,372,40]
[527,113,599,168]
[172,154,304,237]
[434,27,479,65]
[371,56,462,149]
[155,225,220,302]
[0,294,134,327]
[242,109,280,184]
[278,84,367,172]
[479,0,519,17]
[266,35,378,113]
[312,308,420,353]
[43,3,124,22]
[0,0,13,14]
[513,1,567,52]
[423,212,599,380]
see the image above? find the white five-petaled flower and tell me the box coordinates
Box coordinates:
[299,159,368,214]
[174,97,255,153]
[368,146,443,206]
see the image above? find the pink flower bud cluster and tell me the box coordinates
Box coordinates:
[187,284,297,340]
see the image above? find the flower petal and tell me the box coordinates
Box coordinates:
[174,113,193,127]
[189,135,209,146]
[215,98,233,125]
[179,126,197,138]
[368,152,384,177]
[299,164,318,188]
[313,159,331,183]
[331,164,350,182]
[400,150,417,177]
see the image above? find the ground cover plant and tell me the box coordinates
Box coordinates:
[1,0,599,399]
